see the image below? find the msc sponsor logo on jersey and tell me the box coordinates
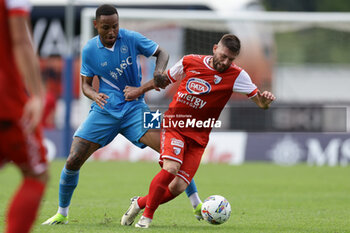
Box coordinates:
[186,78,211,95]
[110,56,133,79]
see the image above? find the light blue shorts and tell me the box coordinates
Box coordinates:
[74,102,149,148]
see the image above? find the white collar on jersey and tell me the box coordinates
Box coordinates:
[105,42,116,52]
[204,56,215,71]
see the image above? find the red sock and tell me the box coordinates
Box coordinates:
[137,187,177,209]
[143,169,175,219]
[6,178,46,233]
[137,195,148,209]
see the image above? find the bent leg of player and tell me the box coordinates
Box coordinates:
[137,168,175,227]
[136,168,176,228]
[138,123,203,219]
[135,129,201,228]
[120,105,201,226]
[133,156,183,228]
[43,109,126,225]
[134,174,191,228]
[122,176,199,226]
[42,137,100,225]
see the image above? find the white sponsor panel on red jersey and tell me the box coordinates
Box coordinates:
[186,78,211,95]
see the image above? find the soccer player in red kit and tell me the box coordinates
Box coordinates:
[0,0,48,232]
[121,34,275,228]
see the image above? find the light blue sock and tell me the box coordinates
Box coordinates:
[185,179,198,197]
[58,166,79,208]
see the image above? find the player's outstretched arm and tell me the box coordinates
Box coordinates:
[81,75,109,109]
[124,74,171,101]
[10,13,45,132]
[124,80,156,101]
[251,90,276,109]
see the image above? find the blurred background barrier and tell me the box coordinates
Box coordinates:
[44,130,350,166]
[30,0,350,164]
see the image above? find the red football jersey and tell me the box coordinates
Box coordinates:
[164,54,258,146]
[0,0,31,119]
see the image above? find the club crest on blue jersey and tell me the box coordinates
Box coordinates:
[186,78,211,95]
[120,45,128,53]
[143,110,161,129]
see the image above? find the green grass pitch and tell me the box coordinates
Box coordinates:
[0,160,349,233]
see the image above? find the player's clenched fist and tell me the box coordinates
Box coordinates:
[154,71,170,89]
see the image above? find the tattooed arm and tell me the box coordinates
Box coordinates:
[123,46,171,101]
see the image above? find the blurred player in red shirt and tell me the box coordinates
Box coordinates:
[122,34,276,228]
[0,0,48,232]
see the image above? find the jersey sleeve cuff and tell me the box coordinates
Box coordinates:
[150,45,159,57]
[167,70,176,83]
[80,72,93,78]
[9,9,29,17]
[247,88,258,98]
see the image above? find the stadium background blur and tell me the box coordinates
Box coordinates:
[30,0,350,166]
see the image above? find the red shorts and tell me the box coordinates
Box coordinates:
[159,129,206,184]
[0,120,47,174]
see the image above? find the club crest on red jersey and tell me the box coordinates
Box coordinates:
[186,78,211,95]
[173,147,182,155]
[214,75,222,84]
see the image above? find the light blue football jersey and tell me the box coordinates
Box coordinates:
[80,28,158,116]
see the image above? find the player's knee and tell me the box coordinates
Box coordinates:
[163,160,180,175]
[65,154,83,171]
[65,137,99,170]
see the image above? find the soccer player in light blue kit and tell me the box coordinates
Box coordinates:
[42,4,202,225]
